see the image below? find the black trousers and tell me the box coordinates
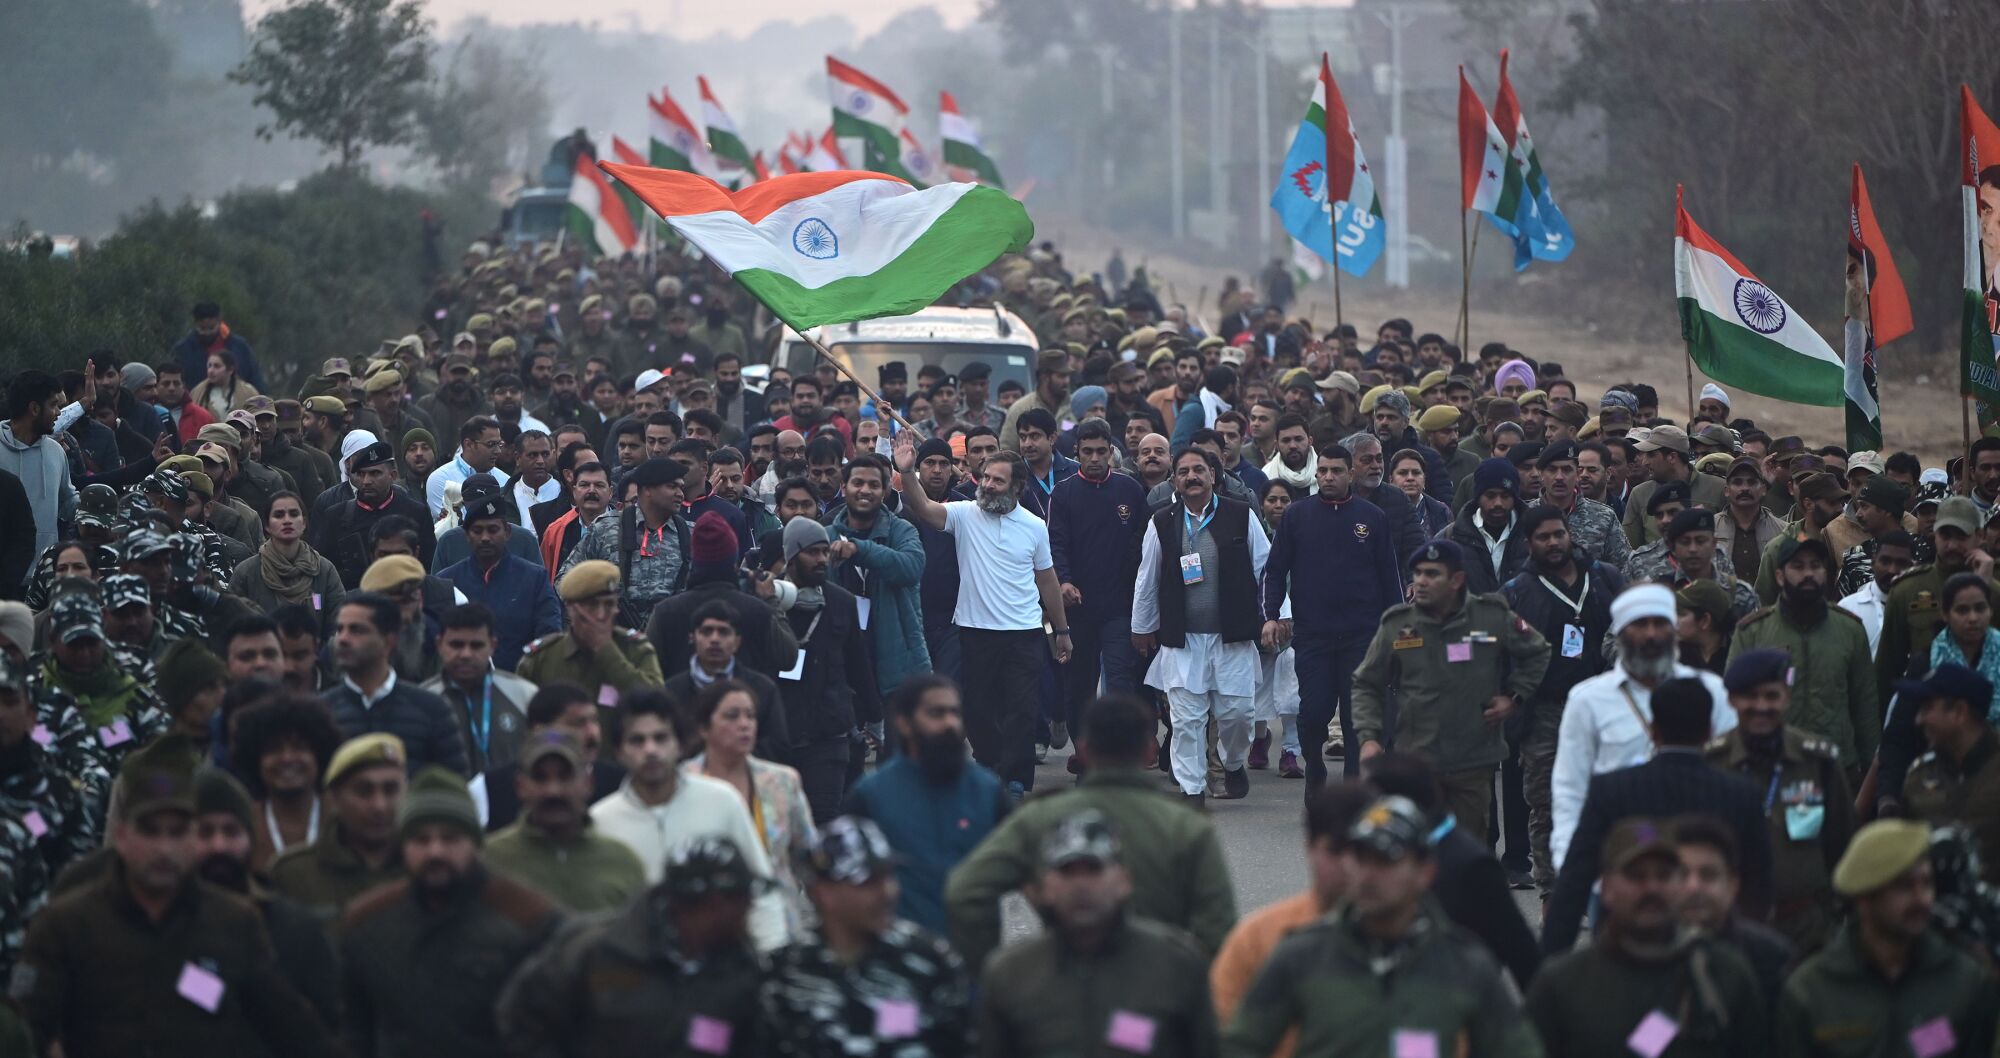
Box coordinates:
[1293,635,1374,793]
[961,627,1046,788]
[791,737,853,825]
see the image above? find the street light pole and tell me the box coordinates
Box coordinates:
[1169,2,1184,240]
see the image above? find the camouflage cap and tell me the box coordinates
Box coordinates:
[1040,808,1122,870]
[800,816,899,884]
[147,468,190,504]
[1347,795,1435,861]
[662,836,762,902]
[76,483,120,529]
[102,573,151,612]
[123,528,174,563]
[50,585,106,644]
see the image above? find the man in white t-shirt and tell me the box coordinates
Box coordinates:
[895,431,1070,800]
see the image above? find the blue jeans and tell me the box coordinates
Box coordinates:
[1293,635,1374,791]
[1063,608,1139,731]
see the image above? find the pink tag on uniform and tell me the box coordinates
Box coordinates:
[1106,1011,1157,1053]
[1910,1017,1958,1058]
[30,725,52,747]
[312,593,322,610]
[598,683,620,707]
[176,962,225,1012]
[687,1015,732,1054]
[1626,1010,1679,1058]
[1394,1029,1440,1058]
[99,719,134,747]
[1446,642,1473,663]
[873,999,919,1039]
[23,811,47,839]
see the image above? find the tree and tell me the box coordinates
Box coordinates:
[415,36,553,190]
[231,0,434,169]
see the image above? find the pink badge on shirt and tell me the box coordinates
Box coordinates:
[1910,1017,1958,1058]
[1106,1011,1157,1053]
[598,683,620,707]
[687,1015,732,1055]
[1626,1010,1679,1058]
[176,962,225,1013]
[98,719,134,747]
[1393,1029,1440,1058]
[30,725,52,747]
[873,999,919,1039]
[23,811,47,839]
[1446,642,1473,663]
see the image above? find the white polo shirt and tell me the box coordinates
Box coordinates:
[943,500,1053,631]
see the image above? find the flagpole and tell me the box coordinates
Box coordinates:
[1330,206,1344,334]
[1457,208,1469,349]
[1685,346,1698,423]
[795,328,924,437]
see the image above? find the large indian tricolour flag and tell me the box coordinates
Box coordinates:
[1675,187,1842,407]
[601,165,1032,331]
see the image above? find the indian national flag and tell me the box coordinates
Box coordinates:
[649,90,720,180]
[752,153,773,184]
[776,149,802,176]
[699,76,754,175]
[898,128,937,188]
[567,155,638,258]
[1675,186,1842,407]
[801,128,849,173]
[940,91,1004,188]
[609,136,652,235]
[600,164,1032,331]
[828,56,919,183]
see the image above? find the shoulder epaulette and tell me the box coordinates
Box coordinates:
[1907,751,1939,776]
[520,633,562,657]
[1704,733,1732,753]
[1737,607,1775,628]
[1827,607,1864,626]
[620,628,651,645]
[1379,602,1417,621]
[1797,736,1839,762]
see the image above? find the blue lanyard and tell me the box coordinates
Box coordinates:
[1184,501,1215,541]
[467,674,493,757]
[1036,466,1056,495]
[1763,762,1783,815]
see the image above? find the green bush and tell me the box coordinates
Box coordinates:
[1,169,496,388]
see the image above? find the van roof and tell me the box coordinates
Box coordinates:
[785,305,1039,349]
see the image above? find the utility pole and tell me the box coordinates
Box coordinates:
[1377,1,1416,289]
[1096,44,1118,191]
[1169,2,1184,240]
[1208,8,1224,223]
[1255,11,1271,248]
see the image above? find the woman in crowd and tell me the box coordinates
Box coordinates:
[1932,572,2000,724]
[682,678,817,931]
[229,491,344,634]
[1389,448,1453,540]
[229,694,344,872]
[190,349,259,419]
[25,539,98,612]
[1259,479,1295,529]
[1675,580,1737,676]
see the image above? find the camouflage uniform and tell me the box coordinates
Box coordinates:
[1623,550,1760,619]
[0,653,94,978]
[33,592,172,820]
[1532,495,1630,570]
[557,507,690,628]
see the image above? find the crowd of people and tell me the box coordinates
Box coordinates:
[5,229,2000,1057]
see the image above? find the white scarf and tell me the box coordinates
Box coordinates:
[1262,448,1316,494]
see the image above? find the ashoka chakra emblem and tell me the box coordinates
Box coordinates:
[1732,278,1786,335]
[792,218,839,260]
[848,91,871,115]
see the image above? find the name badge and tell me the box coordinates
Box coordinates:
[1393,1029,1440,1058]
[1626,1010,1679,1058]
[779,651,806,682]
[687,1015,732,1054]
[873,999,919,1039]
[856,597,872,630]
[177,962,226,1013]
[1446,642,1473,663]
[1561,623,1585,658]
[1179,552,1204,585]
[1106,1011,1156,1053]
[1393,635,1425,650]
[1910,1017,1958,1058]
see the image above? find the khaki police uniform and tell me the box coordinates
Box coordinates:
[1705,726,1852,952]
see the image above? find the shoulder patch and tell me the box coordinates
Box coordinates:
[620,628,650,644]
[521,633,561,656]
[1798,737,1839,761]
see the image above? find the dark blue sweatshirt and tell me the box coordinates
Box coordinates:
[1048,470,1150,620]
[1263,492,1402,645]
[1020,451,1079,521]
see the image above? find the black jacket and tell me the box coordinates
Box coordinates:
[1543,750,1774,953]
[1356,483,1425,581]
[321,678,470,776]
[1447,504,1533,595]
[780,584,880,746]
[663,668,790,762]
[0,468,33,598]
[315,491,437,589]
[1433,823,1542,990]
[646,570,798,680]
[1501,555,1626,707]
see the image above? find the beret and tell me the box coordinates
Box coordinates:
[1414,405,1461,433]
[626,458,688,489]
[1723,648,1791,693]
[325,734,406,787]
[1833,820,1931,897]
[359,555,425,592]
[558,559,621,602]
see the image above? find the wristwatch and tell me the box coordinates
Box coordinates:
[1052,629,1071,637]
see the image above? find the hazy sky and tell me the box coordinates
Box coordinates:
[247,0,981,39]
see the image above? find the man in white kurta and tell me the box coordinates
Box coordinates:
[1132,448,1270,802]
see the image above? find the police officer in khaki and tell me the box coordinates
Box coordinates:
[267,733,409,918]
[1704,648,1852,952]
[1353,539,1550,831]
[1775,819,1998,1057]
[515,560,665,734]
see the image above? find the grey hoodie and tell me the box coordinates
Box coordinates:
[0,422,77,579]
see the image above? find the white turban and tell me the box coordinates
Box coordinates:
[1699,383,1730,409]
[338,430,380,483]
[1612,583,1677,635]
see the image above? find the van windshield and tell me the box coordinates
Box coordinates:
[780,342,1034,394]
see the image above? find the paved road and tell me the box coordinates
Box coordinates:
[1004,743,1542,938]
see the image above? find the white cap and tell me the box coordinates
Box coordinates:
[1922,467,1950,486]
[1699,382,1729,408]
[635,368,669,393]
[1611,583,1677,635]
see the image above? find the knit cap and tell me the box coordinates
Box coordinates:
[1472,458,1519,500]
[155,637,228,716]
[399,766,483,844]
[690,511,737,565]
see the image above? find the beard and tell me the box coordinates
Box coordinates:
[977,490,1019,515]
[197,854,250,893]
[914,728,969,783]
[1622,638,1677,683]
[774,459,807,480]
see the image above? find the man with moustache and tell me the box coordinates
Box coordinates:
[1715,458,1786,586]
[1341,432,1426,574]
[1528,818,1767,1057]
[1729,536,1878,774]
[484,731,645,912]
[316,439,436,589]
[1130,432,1173,495]
[845,676,1008,935]
[1532,440,1630,571]
[340,766,563,1058]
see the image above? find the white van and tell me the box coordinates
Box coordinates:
[764,305,1041,397]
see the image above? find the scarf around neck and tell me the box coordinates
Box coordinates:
[1262,449,1316,493]
[258,537,324,606]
